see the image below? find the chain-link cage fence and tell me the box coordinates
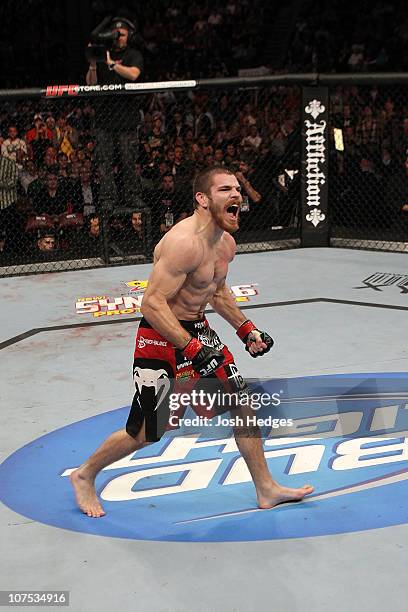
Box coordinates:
[1,78,407,277]
[0,84,302,276]
[329,84,408,251]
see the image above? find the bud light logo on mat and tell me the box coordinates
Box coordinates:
[0,373,407,542]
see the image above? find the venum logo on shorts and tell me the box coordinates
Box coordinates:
[1,374,407,543]
[133,366,170,410]
[138,336,168,349]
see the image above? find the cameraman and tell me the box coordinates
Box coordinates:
[86,17,143,85]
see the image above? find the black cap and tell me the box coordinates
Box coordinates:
[111,17,135,31]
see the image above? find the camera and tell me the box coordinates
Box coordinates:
[86,17,119,63]
[85,16,137,63]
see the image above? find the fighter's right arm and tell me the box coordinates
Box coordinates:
[141,233,202,349]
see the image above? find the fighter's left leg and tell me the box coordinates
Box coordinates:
[215,362,314,508]
[232,404,314,508]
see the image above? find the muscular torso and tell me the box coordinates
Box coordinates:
[153,216,233,319]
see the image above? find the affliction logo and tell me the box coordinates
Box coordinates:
[354,272,408,294]
[304,99,327,228]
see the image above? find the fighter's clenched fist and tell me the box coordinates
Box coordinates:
[236,320,274,357]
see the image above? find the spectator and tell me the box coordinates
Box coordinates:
[33,171,73,216]
[0,154,18,231]
[214,148,225,165]
[241,124,262,152]
[168,109,188,140]
[356,106,378,151]
[19,160,38,193]
[117,210,146,254]
[130,211,144,239]
[57,152,70,179]
[147,115,165,151]
[130,161,154,200]
[151,173,190,237]
[73,168,99,217]
[1,194,31,259]
[171,145,191,180]
[224,143,238,166]
[37,230,57,253]
[25,114,53,165]
[193,104,215,139]
[68,161,82,182]
[1,126,28,169]
[234,158,263,230]
[55,115,78,158]
[348,44,365,71]
[45,116,59,147]
[27,165,47,208]
[378,148,398,183]
[78,214,103,257]
[44,146,59,172]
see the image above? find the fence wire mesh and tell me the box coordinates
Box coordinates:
[329,84,408,251]
[1,80,407,277]
[0,85,302,276]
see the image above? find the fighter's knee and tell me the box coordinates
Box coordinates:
[125,424,146,445]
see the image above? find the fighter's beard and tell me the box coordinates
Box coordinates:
[211,204,240,234]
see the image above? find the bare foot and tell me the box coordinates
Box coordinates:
[257,483,314,509]
[70,469,106,518]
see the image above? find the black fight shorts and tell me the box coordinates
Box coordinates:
[126,317,248,442]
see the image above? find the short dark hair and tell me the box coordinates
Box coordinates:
[38,229,55,240]
[192,165,234,209]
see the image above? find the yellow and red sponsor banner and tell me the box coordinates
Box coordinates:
[75,281,258,318]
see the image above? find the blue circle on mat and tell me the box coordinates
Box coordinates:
[1,373,407,541]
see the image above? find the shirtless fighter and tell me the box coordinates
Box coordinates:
[71,166,313,517]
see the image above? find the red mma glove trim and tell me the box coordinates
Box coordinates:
[236,320,256,341]
[182,337,203,360]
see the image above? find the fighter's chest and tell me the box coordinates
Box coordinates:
[190,256,229,288]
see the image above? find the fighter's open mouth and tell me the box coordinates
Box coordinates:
[226,205,239,217]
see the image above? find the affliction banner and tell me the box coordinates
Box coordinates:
[301,87,329,247]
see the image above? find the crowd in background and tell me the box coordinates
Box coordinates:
[2,0,408,89]
[0,85,302,263]
[287,0,408,73]
[1,0,408,265]
[329,86,408,229]
[0,0,270,88]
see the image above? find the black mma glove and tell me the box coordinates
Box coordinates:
[236,320,274,358]
[182,337,225,376]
